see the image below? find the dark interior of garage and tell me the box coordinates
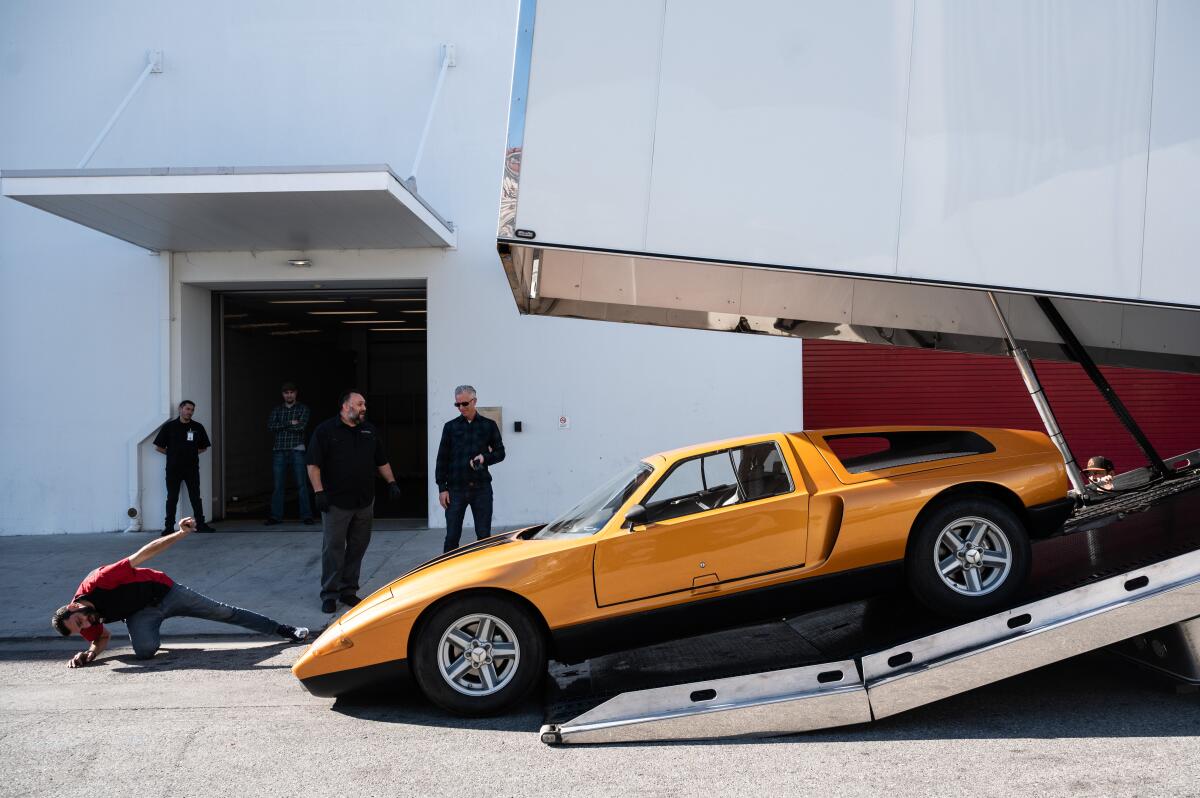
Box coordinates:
[218,288,427,521]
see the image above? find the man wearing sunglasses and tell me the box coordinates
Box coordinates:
[435,385,506,552]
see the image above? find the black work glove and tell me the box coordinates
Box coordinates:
[387,482,403,501]
[314,491,330,513]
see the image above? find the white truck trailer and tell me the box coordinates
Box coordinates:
[496,0,1200,743]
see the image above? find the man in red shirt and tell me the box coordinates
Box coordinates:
[52,517,308,667]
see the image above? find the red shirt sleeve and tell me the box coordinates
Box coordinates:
[76,558,136,596]
[80,623,106,643]
[92,558,136,589]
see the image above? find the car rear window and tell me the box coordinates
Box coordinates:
[824,430,995,474]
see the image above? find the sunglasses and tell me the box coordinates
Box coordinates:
[454,400,473,408]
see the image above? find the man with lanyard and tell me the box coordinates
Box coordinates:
[51,517,308,667]
[153,399,215,534]
[265,381,314,525]
[306,390,403,614]
[435,384,506,553]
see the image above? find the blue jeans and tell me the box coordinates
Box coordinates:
[271,449,313,521]
[124,584,280,660]
[444,483,493,552]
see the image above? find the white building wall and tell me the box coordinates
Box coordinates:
[0,0,804,534]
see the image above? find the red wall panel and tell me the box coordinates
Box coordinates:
[802,340,1200,474]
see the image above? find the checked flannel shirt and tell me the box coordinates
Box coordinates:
[435,414,505,492]
[268,402,311,451]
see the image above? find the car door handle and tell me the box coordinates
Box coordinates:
[692,574,719,593]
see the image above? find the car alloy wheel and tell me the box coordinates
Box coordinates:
[932,515,1013,597]
[436,612,521,697]
[906,495,1031,617]
[413,593,547,716]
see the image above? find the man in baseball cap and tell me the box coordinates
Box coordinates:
[1083,455,1116,491]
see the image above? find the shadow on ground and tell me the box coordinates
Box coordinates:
[0,638,309,674]
[331,684,543,734]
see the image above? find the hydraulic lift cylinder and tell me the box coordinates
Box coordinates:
[987,293,1088,495]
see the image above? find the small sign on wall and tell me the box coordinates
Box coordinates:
[478,406,502,429]
[558,415,570,430]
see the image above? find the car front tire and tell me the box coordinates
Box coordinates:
[906,496,1031,617]
[411,594,546,716]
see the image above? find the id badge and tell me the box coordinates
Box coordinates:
[186,430,194,442]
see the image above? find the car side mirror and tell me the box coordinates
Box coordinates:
[624,504,648,529]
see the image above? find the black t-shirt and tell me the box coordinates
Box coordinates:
[153,418,211,471]
[75,559,175,639]
[306,417,388,509]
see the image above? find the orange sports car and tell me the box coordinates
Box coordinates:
[293,427,1071,715]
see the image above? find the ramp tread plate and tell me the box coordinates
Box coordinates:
[545,660,870,745]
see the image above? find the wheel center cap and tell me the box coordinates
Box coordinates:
[470,646,488,666]
[964,547,983,566]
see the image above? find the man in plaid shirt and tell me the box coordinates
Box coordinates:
[436,384,506,552]
[265,382,314,525]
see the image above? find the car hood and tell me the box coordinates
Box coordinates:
[398,526,533,580]
[334,524,563,627]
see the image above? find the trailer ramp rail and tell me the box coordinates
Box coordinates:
[540,548,1200,745]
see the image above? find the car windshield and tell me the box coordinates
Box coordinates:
[533,461,653,539]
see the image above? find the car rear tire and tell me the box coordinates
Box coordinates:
[906,496,1031,617]
[411,594,546,716]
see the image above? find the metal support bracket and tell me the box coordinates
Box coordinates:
[1108,616,1200,684]
[407,43,456,188]
[1035,296,1171,480]
[78,50,163,169]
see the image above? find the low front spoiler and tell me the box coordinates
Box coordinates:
[298,658,410,698]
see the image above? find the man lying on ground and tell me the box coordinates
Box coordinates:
[51,517,308,667]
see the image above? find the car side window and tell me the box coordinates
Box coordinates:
[644,459,706,522]
[732,442,793,501]
[644,448,760,523]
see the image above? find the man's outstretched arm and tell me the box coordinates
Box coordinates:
[69,627,111,668]
[128,517,195,566]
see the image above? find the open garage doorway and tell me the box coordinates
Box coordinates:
[217,287,427,523]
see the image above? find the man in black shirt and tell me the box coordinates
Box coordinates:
[306,390,403,614]
[435,385,505,552]
[153,400,215,534]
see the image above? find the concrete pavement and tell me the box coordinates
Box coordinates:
[3,637,1200,797]
[1,522,476,640]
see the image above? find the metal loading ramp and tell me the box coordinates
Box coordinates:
[540,481,1200,745]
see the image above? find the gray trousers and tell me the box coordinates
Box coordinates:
[125,583,279,660]
[321,501,374,601]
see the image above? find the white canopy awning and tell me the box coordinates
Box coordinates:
[0,165,455,251]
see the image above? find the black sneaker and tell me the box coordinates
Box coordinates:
[277,625,309,643]
[321,599,337,614]
[263,518,282,526]
[340,594,362,607]
[195,524,217,533]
